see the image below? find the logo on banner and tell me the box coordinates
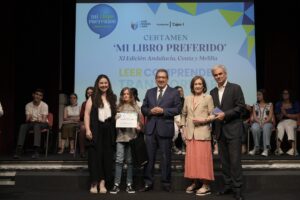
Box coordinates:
[130,20,151,30]
[87,4,118,38]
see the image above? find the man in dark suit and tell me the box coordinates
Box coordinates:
[210,65,245,200]
[140,69,181,192]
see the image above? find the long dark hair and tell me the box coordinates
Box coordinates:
[130,87,140,102]
[85,86,94,100]
[92,74,117,115]
[257,89,269,103]
[118,87,136,110]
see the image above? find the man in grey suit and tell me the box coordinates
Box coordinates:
[140,69,181,192]
[210,65,245,200]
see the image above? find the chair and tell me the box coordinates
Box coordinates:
[28,113,53,157]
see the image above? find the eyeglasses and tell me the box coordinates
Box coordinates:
[282,93,289,95]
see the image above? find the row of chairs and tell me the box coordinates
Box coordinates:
[36,114,300,158]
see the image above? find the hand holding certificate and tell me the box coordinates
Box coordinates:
[212,107,225,121]
[212,107,223,115]
[116,112,138,128]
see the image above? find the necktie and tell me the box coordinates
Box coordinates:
[157,89,163,103]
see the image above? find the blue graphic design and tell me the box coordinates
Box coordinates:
[87,4,118,38]
[76,2,257,105]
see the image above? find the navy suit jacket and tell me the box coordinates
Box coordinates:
[141,85,181,138]
[210,82,245,140]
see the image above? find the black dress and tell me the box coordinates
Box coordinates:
[87,104,116,187]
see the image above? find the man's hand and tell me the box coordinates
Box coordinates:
[215,112,225,121]
[150,107,164,115]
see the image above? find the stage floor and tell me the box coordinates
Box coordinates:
[1,185,300,200]
[1,152,300,200]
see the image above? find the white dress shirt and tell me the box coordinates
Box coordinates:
[157,85,168,100]
[218,80,227,104]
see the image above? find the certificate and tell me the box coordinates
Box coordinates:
[212,107,223,115]
[116,112,138,128]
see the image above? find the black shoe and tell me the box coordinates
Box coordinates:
[235,190,244,200]
[80,152,86,158]
[31,151,40,159]
[162,185,172,192]
[13,153,20,159]
[110,185,120,194]
[126,184,135,194]
[217,188,234,195]
[139,184,153,192]
[13,147,22,159]
[235,193,244,200]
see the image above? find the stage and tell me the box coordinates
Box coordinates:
[1,154,300,200]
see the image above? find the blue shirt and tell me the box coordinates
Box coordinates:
[275,101,300,120]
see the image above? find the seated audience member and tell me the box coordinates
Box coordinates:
[297,114,300,131]
[173,86,186,155]
[173,114,182,154]
[241,104,252,154]
[14,88,49,159]
[58,93,81,154]
[249,89,274,156]
[0,101,3,117]
[275,89,300,155]
[79,86,94,158]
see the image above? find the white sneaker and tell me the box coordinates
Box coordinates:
[275,148,284,155]
[175,150,182,155]
[213,149,218,155]
[90,185,98,194]
[248,149,257,155]
[261,149,269,157]
[286,148,295,156]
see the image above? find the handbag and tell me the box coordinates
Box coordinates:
[129,132,148,168]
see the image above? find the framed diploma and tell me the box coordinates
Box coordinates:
[116,112,138,128]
